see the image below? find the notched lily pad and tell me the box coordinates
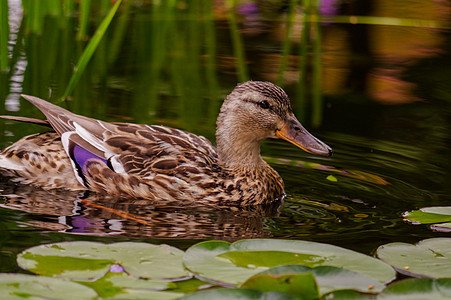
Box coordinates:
[17,241,190,281]
[404,207,451,232]
[183,239,395,286]
[404,206,451,224]
[377,237,451,278]
[0,273,98,300]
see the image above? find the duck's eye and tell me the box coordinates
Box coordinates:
[259,100,270,109]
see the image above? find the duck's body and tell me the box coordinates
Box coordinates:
[0,81,331,206]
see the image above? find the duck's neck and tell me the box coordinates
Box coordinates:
[216,123,266,170]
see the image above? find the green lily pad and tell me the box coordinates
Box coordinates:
[98,289,183,300]
[257,265,384,295]
[241,272,319,300]
[79,272,179,299]
[17,241,190,281]
[179,288,297,300]
[183,239,395,286]
[404,207,451,224]
[0,273,98,300]
[377,238,451,278]
[169,277,213,294]
[322,290,377,299]
[378,278,451,299]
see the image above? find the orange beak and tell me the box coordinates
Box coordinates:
[276,117,332,157]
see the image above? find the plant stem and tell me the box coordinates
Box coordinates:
[62,0,122,100]
[0,0,9,71]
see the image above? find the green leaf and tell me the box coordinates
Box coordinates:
[169,278,213,294]
[183,239,395,286]
[404,207,451,224]
[219,251,324,268]
[0,0,9,70]
[179,288,297,300]
[79,272,178,299]
[378,278,451,299]
[377,237,451,278]
[0,273,97,300]
[62,0,122,99]
[326,175,338,182]
[17,241,190,281]
[258,265,384,295]
[241,272,319,300]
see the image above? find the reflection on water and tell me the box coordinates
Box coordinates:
[0,0,451,272]
[0,175,280,241]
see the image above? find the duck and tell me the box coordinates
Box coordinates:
[0,81,332,206]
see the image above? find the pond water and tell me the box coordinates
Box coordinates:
[1,0,451,273]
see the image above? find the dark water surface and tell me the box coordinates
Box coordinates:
[1,1,451,272]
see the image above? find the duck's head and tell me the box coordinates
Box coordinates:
[216,81,332,167]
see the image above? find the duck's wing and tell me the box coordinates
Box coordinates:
[105,123,218,179]
[19,95,218,187]
[20,95,121,185]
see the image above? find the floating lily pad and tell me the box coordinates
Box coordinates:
[378,278,451,299]
[183,239,395,286]
[179,288,296,300]
[404,207,451,224]
[241,271,319,300]
[17,241,190,281]
[257,265,384,295]
[79,272,179,299]
[377,238,451,278]
[168,278,212,294]
[97,289,183,300]
[0,273,98,300]
[323,290,377,299]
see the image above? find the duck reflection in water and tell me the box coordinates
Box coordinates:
[0,176,280,240]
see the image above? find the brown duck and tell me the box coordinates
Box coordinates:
[0,81,332,206]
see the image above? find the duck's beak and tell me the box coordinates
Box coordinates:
[276,117,332,157]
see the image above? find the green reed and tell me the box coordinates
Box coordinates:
[297,12,309,124]
[62,0,122,100]
[76,0,91,40]
[203,0,220,126]
[295,0,323,127]
[227,0,249,82]
[62,0,76,17]
[0,0,8,71]
[107,0,131,65]
[276,0,297,86]
[310,1,323,128]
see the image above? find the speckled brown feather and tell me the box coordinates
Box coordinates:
[0,81,330,206]
[0,132,84,190]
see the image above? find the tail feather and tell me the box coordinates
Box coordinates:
[0,115,51,127]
